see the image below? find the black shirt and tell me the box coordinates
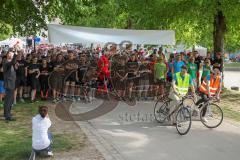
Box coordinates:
[212,58,223,72]
[28,63,40,77]
[16,60,27,77]
[127,60,139,78]
[40,65,50,76]
[194,56,201,70]
[115,65,127,78]
[78,65,88,82]
[139,63,150,79]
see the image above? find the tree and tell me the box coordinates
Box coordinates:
[0,21,12,40]
[0,0,240,54]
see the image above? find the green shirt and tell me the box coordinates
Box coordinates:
[202,65,211,78]
[187,62,197,79]
[154,62,167,80]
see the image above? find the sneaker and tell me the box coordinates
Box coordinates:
[72,97,76,102]
[5,117,16,121]
[52,99,57,103]
[47,151,54,157]
[202,117,208,123]
[13,100,17,105]
[20,98,25,103]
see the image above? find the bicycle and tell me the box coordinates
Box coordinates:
[190,95,223,129]
[154,95,192,135]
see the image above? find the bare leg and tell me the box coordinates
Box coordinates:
[14,89,18,104]
[31,89,36,101]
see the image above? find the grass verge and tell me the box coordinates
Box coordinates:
[224,62,240,68]
[220,90,240,122]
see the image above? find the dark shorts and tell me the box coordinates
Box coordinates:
[115,80,126,90]
[155,78,166,85]
[30,77,39,89]
[66,74,76,82]
[15,76,26,88]
[127,77,139,86]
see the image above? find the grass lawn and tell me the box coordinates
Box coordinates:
[224,62,240,68]
[220,90,240,122]
[0,100,77,160]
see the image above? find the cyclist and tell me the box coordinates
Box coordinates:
[169,65,195,124]
[197,68,222,122]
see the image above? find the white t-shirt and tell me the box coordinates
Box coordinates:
[32,114,51,150]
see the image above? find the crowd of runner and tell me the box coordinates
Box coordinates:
[0,45,223,106]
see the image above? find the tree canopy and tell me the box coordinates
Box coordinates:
[0,0,240,52]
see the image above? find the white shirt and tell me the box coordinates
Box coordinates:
[32,114,51,150]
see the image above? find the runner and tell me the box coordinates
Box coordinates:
[138,57,150,100]
[39,59,50,100]
[28,56,40,103]
[114,56,128,99]
[172,54,185,74]
[187,56,198,88]
[201,58,212,81]
[126,54,139,101]
[154,55,167,100]
[14,52,27,104]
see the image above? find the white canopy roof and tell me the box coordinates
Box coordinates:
[48,24,175,45]
[0,38,26,47]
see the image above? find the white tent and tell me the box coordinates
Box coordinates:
[0,38,26,48]
[48,24,175,45]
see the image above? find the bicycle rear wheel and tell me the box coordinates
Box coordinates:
[200,103,223,128]
[176,106,192,135]
[154,100,170,123]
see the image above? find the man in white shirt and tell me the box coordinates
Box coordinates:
[32,106,53,156]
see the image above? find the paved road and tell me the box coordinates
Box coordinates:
[73,100,240,160]
[224,71,240,89]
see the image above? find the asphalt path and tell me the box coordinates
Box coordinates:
[73,99,240,160]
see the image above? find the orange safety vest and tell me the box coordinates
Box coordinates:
[199,75,221,96]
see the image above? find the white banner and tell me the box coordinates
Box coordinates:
[48,24,175,45]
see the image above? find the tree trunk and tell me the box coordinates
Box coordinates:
[213,8,226,87]
[213,10,226,58]
[125,18,132,29]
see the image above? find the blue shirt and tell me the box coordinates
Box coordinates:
[173,73,193,86]
[173,61,185,73]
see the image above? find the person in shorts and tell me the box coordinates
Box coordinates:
[14,52,27,104]
[126,54,139,100]
[187,56,198,89]
[28,57,40,103]
[39,59,51,100]
[63,51,79,101]
[138,57,150,100]
[114,57,128,99]
[51,53,65,103]
[154,55,167,100]
[76,56,88,101]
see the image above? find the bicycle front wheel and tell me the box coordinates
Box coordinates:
[176,106,192,135]
[200,103,223,128]
[154,100,170,123]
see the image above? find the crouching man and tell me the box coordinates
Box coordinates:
[32,106,53,157]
